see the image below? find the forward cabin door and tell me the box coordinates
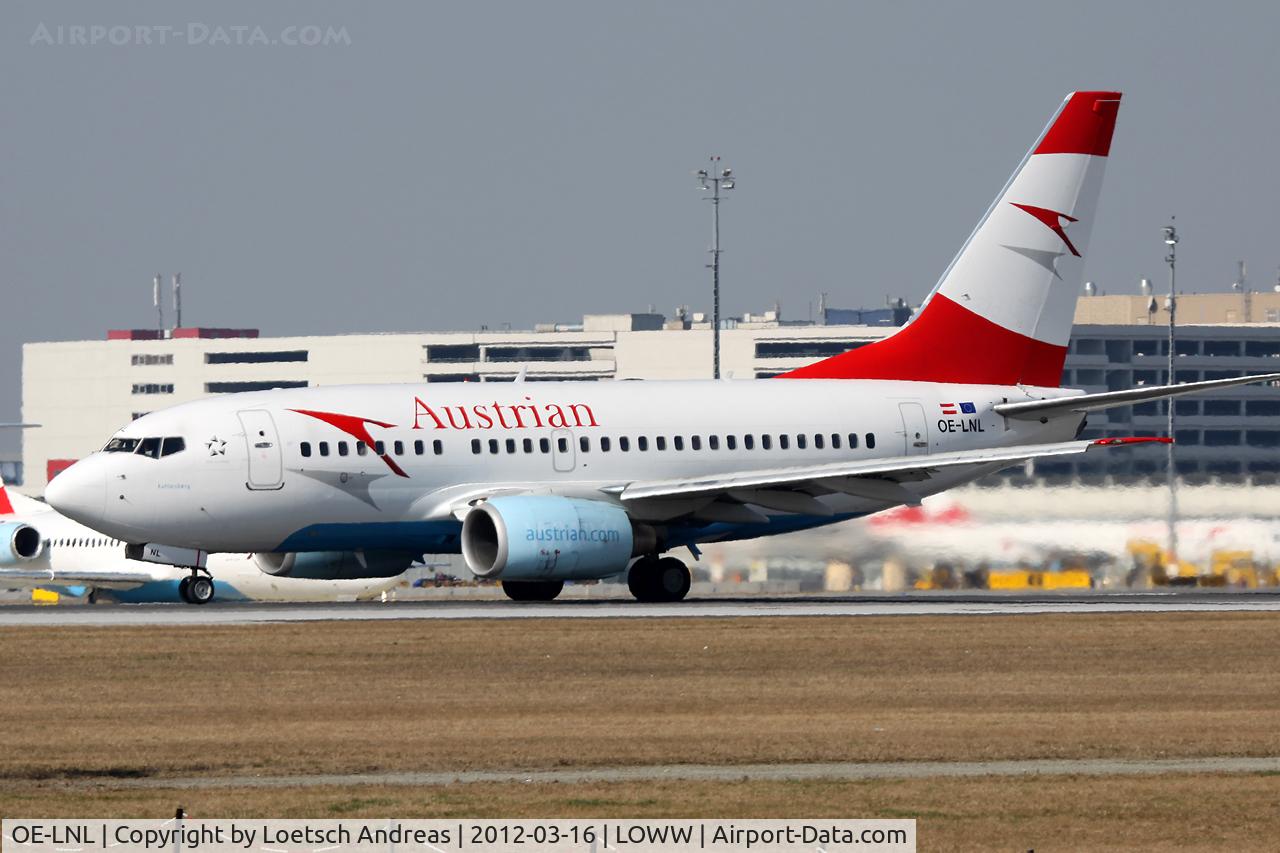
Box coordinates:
[238,410,285,490]
[898,402,930,456]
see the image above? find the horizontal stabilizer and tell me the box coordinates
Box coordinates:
[995,373,1280,420]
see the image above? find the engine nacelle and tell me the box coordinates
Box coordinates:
[462,496,652,581]
[253,550,414,580]
[0,521,42,565]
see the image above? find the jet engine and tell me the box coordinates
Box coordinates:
[461,496,656,581]
[253,550,414,580]
[0,521,42,565]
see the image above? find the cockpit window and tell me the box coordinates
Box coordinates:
[137,437,163,459]
[104,437,140,453]
[161,437,186,457]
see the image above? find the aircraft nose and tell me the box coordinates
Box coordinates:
[45,457,107,526]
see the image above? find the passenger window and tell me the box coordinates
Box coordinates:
[301,442,312,458]
[374,441,386,455]
[433,440,443,455]
[638,436,648,451]
[338,442,349,456]
[523,438,533,453]
[727,435,737,450]
[744,434,754,450]
[488,439,499,454]
[656,436,667,451]
[393,441,404,456]
[505,438,516,454]
[319,441,330,457]
[539,438,550,453]
[580,436,590,452]
[137,437,162,458]
[814,434,825,450]
[831,434,841,449]
[161,437,185,457]
[779,434,789,450]
[797,434,807,450]
[471,439,482,454]
[848,433,859,449]
[355,441,368,456]
[620,436,630,452]
[414,440,425,455]
[674,436,685,451]
[557,437,568,453]
[762,434,772,450]
[866,433,876,449]
[692,436,702,451]
[709,435,719,450]
[601,437,612,452]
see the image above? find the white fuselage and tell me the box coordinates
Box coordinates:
[47,379,1080,558]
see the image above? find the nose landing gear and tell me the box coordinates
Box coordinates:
[627,555,692,603]
[178,571,215,605]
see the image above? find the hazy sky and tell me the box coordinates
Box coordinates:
[4,1,1280,454]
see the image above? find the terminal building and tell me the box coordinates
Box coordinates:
[18,292,1280,494]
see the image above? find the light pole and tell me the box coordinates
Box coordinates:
[696,156,735,379]
[1163,218,1179,571]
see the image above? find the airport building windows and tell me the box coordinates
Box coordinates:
[1175,400,1200,416]
[426,373,481,383]
[1175,430,1201,445]
[132,383,174,395]
[1204,340,1241,357]
[205,380,308,393]
[1247,400,1280,416]
[1245,340,1280,358]
[319,442,330,457]
[205,350,307,364]
[424,344,481,363]
[484,345,593,362]
[301,442,312,457]
[1204,399,1242,417]
[1247,430,1280,448]
[755,341,865,359]
[1204,430,1241,447]
[131,354,173,366]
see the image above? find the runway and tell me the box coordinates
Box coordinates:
[5,590,1280,626]
[48,756,1280,791]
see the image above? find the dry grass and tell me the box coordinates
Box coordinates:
[2,613,1279,783]
[6,774,1280,852]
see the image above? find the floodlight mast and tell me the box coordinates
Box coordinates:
[1163,218,1179,572]
[696,156,735,379]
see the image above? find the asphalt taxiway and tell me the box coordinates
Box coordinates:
[4,591,1280,626]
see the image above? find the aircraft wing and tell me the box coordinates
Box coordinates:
[618,437,1168,512]
[0,567,162,589]
[994,373,1280,420]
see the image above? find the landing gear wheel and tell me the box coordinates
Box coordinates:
[628,556,691,603]
[186,575,215,605]
[178,577,193,604]
[501,580,565,602]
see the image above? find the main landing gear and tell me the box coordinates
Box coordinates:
[501,580,565,602]
[178,571,215,605]
[628,555,691,603]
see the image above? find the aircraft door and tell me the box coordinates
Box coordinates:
[551,428,576,473]
[898,402,929,456]
[237,410,285,490]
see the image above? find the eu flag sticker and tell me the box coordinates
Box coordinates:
[959,402,977,414]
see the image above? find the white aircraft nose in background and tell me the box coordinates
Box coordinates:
[45,455,106,528]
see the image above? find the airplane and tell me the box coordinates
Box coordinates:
[46,90,1280,603]
[0,485,409,604]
